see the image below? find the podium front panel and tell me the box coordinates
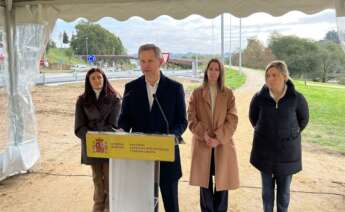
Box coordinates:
[109,159,154,212]
[86,132,175,161]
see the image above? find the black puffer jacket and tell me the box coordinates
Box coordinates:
[249,80,309,175]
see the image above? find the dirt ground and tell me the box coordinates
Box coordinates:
[0,69,344,212]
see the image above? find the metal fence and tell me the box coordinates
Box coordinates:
[0,69,198,87]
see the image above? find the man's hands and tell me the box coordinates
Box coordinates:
[204,132,220,148]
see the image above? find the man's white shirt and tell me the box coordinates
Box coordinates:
[145,77,160,110]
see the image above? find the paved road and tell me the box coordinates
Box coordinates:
[0,69,197,87]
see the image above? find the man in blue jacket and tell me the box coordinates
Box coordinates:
[118,43,187,212]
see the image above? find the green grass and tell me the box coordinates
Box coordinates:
[294,80,345,153]
[46,48,85,65]
[302,81,345,89]
[225,67,246,89]
[186,67,246,92]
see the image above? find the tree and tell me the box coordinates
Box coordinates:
[65,48,74,60]
[230,39,275,69]
[46,40,56,52]
[262,48,276,67]
[317,41,345,82]
[268,34,320,78]
[242,38,275,69]
[70,22,126,56]
[63,31,69,44]
[324,30,340,44]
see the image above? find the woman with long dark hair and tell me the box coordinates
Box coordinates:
[74,68,121,212]
[188,58,240,212]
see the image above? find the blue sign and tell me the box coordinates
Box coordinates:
[87,54,96,63]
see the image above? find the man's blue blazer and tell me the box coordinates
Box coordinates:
[118,72,187,184]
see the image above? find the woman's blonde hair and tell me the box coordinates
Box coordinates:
[265,60,289,80]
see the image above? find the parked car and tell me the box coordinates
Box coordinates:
[71,64,89,72]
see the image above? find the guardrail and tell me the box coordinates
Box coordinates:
[0,70,198,87]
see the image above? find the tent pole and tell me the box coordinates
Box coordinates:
[4,1,14,95]
[4,4,21,145]
[5,0,13,11]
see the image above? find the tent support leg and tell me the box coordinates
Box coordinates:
[4,5,22,145]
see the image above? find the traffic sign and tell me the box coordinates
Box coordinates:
[87,54,96,63]
[162,52,170,64]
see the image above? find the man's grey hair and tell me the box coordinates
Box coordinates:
[138,43,162,59]
[265,60,290,79]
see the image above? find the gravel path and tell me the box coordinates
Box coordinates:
[0,70,344,212]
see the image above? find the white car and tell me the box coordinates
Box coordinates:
[71,64,89,72]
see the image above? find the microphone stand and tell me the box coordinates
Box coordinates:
[152,93,169,212]
[152,93,184,212]
[153,94,170,135]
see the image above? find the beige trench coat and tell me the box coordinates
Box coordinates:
[188,85,240,191]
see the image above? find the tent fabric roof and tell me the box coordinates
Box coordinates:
[0,0,340,25]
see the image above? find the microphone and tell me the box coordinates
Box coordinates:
[152,93,169,134]
[153,93,184,145]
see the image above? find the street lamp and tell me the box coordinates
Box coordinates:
[221,13,224,63]
[239,18,242,74]
[229,15,232,67]
[85,37,88,56]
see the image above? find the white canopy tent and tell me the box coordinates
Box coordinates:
[0,0,344,182]
[0,0,339,24]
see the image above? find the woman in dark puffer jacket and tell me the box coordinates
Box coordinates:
[249,60,309,212]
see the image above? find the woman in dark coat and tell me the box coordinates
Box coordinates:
[249,60,309,212]
[75,68,121,212]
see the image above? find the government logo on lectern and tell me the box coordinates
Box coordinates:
[92,138,108,153]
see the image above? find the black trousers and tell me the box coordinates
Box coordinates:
[261,172,292,212]
[200,149,228,212]
[160,180,179,212]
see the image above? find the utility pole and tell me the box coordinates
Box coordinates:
[229,15,232,67]
[85,37,88,56]
[239,18,242,74]
[221,14,224,63]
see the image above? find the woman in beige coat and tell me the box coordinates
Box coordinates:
[188,58,240,212]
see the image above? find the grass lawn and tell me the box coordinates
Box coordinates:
[186,67,247,92]
[225,67,246,89]
[294,80,345,153]
[46,48,85,65]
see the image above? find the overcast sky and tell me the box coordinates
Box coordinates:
[51,9,337,55]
